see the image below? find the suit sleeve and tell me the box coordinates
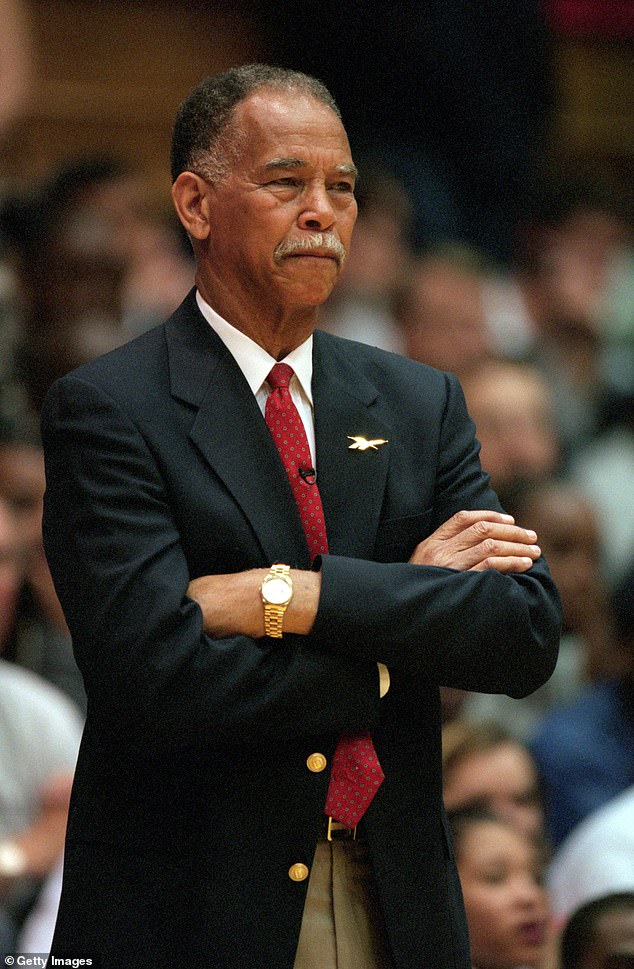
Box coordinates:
[311,372,562,697]
[41,375,379,753]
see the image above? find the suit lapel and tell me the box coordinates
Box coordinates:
[312,332,391,558]
[164,297,391,565]
[165,293,310,567]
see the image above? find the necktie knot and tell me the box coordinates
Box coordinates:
[267,362,294,391]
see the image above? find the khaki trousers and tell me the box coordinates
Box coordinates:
[293,838,395,969]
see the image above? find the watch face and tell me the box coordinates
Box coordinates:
[264,577,292,605]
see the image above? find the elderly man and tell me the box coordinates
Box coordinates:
[42,65,560,969]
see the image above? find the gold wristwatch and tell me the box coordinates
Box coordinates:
[260,564,293,638]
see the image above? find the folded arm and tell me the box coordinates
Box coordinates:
[187,508,543,639]
[41,369,560,753]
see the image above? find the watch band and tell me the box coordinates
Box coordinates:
[263,601,286,638]
[261,564,292,639]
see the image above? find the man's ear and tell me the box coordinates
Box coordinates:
[171,172,211,241]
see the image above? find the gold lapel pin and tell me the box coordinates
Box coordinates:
[347,436,389,451]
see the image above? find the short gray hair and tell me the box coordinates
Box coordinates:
[170,64,341,184]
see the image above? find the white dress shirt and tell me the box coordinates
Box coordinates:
[196,291,316,465]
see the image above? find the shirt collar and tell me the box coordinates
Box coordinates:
[196,290,313,403]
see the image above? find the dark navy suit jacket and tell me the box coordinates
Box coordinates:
[42,289,561,968]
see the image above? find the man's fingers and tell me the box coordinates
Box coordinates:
[410,510,541,570]
[470,537,541,562]
[467,519,537,546]
[469,556,537,574]
[434,509,516,539]
[465,537,540,571]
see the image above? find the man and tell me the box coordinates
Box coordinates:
[0,436,85,711]
[459,358,560,509]
[560,893,634,969]
[0,493,81,952]
[547,787,634,924]
[42,65,560,968]
[398,245,491,379]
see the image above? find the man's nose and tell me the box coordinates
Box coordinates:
[297,183,336,232]
[514,874,545,909]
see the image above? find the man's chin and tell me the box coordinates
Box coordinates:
[281,278,338,308]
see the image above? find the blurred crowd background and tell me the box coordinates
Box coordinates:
[0,0,632,965]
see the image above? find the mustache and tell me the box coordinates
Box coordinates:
[274,233,347,267]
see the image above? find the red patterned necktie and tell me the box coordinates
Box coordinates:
[265,362,384,828]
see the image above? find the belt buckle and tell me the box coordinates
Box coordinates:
[326,816,357,841]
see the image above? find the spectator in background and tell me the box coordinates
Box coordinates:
[448,807,552,969]
[530,565,634,848]
[560,893,634,969]
[0,657,80,949]
[462,479,617,738]
[442,720,546,845]
[528,176,633,459]
[1,183,128,435]
[570,391,634,593]
[38,157,195,337]
[0,496,25,954]
[0,434,84,712]
[485,173,634,461]
[0,482,23,636]
[459,358,560,515]
[398,245,491,378]
[547,789,634,926]
[514,481,620,682]
[0,499,81,941]
[320,167,412,353]
[0,156,194,436]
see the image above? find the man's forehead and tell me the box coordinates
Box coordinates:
[233,89,351,154]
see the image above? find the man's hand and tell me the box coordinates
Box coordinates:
[409,510,541,573]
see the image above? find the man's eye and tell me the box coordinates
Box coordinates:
[271,178,300,187]
[481,870,507,885]
[331,182,355,193]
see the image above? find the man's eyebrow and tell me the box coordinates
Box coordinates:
[264,157,304,171]
[263,158,359,179]
[335,163,359,179]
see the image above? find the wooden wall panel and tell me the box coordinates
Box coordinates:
[1,0,260,200]
[551,38,634,173]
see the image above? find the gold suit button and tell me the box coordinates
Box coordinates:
[306,753,327,773]
[288,863,309,882]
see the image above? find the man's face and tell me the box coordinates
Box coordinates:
[443,742,544,842]
[463,367,558,490]
[0,444,46,552]
[458,820,550,969]
[404,261,489,376]
[581,908,634,969]
[199,89,358,315]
